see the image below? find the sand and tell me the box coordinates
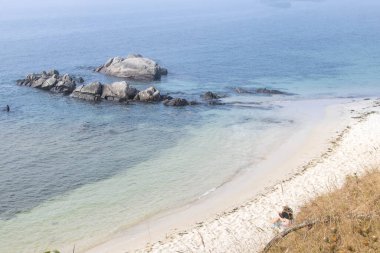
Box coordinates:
[85,98,380,253]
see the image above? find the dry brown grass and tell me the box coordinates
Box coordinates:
[266,170,380,253]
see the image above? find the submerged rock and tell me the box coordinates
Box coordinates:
[234,87,250,94]
[235,87,291,95]
[134,86,161,102]
[201,91,221,100]
[17,70,80,95]
[161,95,173,101]
[95,54,168,81]
[70,82,103,101]
[207,100,225,106]
[163,98,189,106]
[255,88,288,95]
[101,81,139,101]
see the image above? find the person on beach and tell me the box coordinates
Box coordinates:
[272,206,294,229]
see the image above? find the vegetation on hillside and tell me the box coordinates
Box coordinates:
[265,170,380,253]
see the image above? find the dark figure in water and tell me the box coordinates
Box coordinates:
[5,105,10,112]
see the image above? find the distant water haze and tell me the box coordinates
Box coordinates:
[2,0,380,20]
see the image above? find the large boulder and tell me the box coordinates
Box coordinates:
[101,81,138,101]
[133,86,161,102]
[95,54,168,81]
[17,70,79,95]
[70,82,103,101]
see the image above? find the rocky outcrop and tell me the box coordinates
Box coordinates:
[235,87,291,95]
[95,54,168,81]
[70,82,103,101]
[16,69,227,109]
[17,71,167,104]
[133,87,161,102]
[101,81,139,102]
[17,70,81,95]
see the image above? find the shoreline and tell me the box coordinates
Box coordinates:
[84,97,380,253]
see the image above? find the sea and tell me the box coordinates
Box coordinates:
[0,0,379,252]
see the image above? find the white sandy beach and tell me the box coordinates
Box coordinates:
[85,98,380,253]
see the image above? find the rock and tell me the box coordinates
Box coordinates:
[161,95,173,101]
[17,70,81,95]
[208,100,225,105]
[201,91,220,100]
[95,55,168,81]
[255,88,287,95]
[52,81,76,95]
[48,69,59,76]
[159,68,168,75]
[31,77,47,88]
[234,87,250,94]
[41,76,58,90]
[127,53,143,58]
[17,73,39,86]
[134,86,161,102]
[70,82,103,101]
[235,87,290,95]
[101,81,139,101]
[189,101,199,105]
[81,82,102,94]
[163,98,189,106]
[77,77,84,83]
[17,79,29,86]
[51,74,77,94]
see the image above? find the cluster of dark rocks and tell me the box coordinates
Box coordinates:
[16,70,201,106]
[71,82,200,106]
[17,70,84,95]
[15,55,293,109]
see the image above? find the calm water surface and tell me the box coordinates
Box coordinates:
[0,0,379,252]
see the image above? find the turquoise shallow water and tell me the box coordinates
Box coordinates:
[0,0,380,252]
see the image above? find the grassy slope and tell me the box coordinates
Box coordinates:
[266,170,380,253]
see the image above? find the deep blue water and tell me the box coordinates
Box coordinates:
[0,0,380,251]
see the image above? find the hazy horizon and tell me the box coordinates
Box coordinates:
[2,0,379,21]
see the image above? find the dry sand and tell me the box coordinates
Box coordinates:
[85,98,380,253]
